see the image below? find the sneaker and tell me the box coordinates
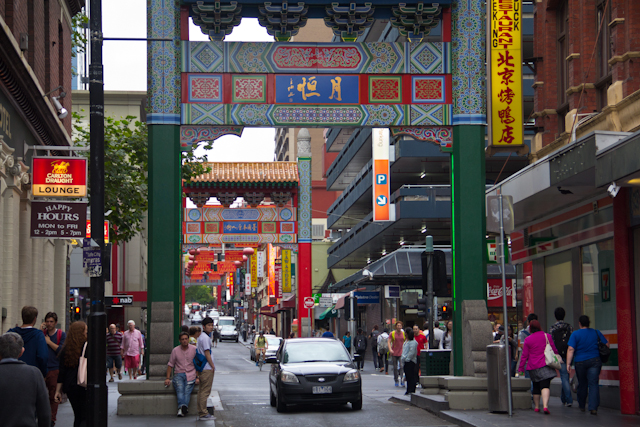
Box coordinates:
[590,410,597,415]
[177,408,183,417]
[181,405,188,415]
[400,381,405,386]
[108,378,114,382]
[395,381,399,387]
[199,414,216,420]
[566,403,572,407]
[118,373,122,380]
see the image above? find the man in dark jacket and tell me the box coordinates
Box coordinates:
[8,306,48,377]
[0,332,51,427]
[354,328,368,371]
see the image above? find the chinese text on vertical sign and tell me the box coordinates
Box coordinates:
[490,0,523,146]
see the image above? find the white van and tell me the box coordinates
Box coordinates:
[217,316,235,329]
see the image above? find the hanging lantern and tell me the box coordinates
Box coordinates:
[234,261,242,267]
[196,248,201,255]
[243,255,248,261]
[189,255,195,261]
[189,249,196,255]
[243,247,255,256]
[187,260,194,266]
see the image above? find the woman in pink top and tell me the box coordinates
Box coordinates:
[518,320,562,414]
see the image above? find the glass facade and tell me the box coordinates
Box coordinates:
[581,239,616,330]
[544,251,573,331]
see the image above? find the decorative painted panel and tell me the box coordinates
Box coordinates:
[412,76,447,103]
[275,75,359,104]
[390,127,453,152]
[181,41,450,74]
[180,126,243,150]
[148,0,181,124]
[184,234,297,244]
[181,104,225,125]
[297,158,312,243]
[369,76,402,103]
[188,74,222,102]
[451,0,486,124]
[232,75,267,103]
[410,104,453,126]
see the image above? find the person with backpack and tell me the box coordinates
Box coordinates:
[565,315,609,415]
[165,332,198,417]
[354,328,367,370]
[368,325,381,370]
[377,328,390,373]
[549,307,573,407]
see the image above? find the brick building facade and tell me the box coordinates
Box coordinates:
[0,0,84,331]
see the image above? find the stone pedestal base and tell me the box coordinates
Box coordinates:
[117,381,199,415]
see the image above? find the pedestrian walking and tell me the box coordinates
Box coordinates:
[549,307,573,407]
[368,325,381,370]
[55,321,88,427]
[41,312,65,426]
[412,325,427,376]
[196,317,216,420]
[388,321,406,387]
[354,328,367,370]
[424,321,444,349]
[165,332,199,417]
[106,324,123,382]
[439,321,453,349]
[8,306,48,376]
[518,320,562,414]
[212,325,219,348]
[377,328,389,373]
[189,325,201,345]
[121,320,144,380]
[566,315,609,415]
[401,327,418,395]
[342,331,351,351]
[0,332,51,427]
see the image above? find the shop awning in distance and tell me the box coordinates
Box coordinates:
[319,305,338,320]
[329,246,516,291]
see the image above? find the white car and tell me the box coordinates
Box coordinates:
[191,312,203,324]
[219,325,239,342]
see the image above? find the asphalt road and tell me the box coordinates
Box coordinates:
[211,339,456,427]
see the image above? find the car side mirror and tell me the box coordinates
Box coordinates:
[265,356,278,364]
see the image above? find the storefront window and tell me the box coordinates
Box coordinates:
[581,240,616,330]
[545,251,573,331]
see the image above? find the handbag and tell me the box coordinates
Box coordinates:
[595,330,611,363]
[570,374,578,394]
[77,342,88,387]
[544,333,562,370]
[193,350,208,372]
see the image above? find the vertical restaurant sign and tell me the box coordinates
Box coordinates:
[268,244,276,303]
[32,157,87,197]
[245,273,251,295]
[372,128,391,221]
[282,249,292,293]
[250,253,258,287]
[227,272,234,296]
[257,250,265,278]
[489,0,523,147]
[86,220,110,244]
[275,264,283,298]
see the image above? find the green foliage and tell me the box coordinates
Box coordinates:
[71,12,89,58]
[73,111,148,244]
[185,285,215,305]
[182,141,213,192]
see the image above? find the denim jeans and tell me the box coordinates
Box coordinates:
[559,362,573,404]
[575,357,602,411]
[172,373,196,408]
[391,355,404,382]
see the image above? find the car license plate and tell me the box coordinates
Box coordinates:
[312,386,332,394]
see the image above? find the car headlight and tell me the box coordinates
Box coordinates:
[343,369,360,383]
[280,371,299,384]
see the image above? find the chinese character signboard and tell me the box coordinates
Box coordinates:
[275,75,360,104]
[31,201,86,239]
[488,0,523,148]
[275,264,283,298]
[250,253,258,287]
[268,244,276,303]
[245,273,251,295]
[372,128,391,221]
[257,251,265,278]
[282,249,292,293]
[32,157,87,197]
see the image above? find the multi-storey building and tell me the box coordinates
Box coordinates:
[0,0,84,331]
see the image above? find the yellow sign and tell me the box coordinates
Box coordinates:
[282,250,291,293]
[250,253,258,288]
[489,0,523,147]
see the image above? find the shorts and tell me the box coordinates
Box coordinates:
[106,354,122,370]
[124,355,140,370]
[532,378,552,395]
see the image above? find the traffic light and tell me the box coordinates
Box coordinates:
[417,297,428,320]
[440,303,451,320]
[73,306,81,321]
[433,250,448,297]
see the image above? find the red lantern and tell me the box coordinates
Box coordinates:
[189,249,196,256]
[187,260,194,266]
[243,255,248,261]
[234,261,242,267]
[243,247,255,256]
[189,255,195,261]
[196,248,201,255]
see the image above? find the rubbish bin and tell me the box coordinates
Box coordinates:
[420,349,451,376]
[487,344,511,413]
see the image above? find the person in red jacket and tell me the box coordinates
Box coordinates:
[412,324,427,380]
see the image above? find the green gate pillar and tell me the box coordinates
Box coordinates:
[451,0,487,376]
[146,0,182,378]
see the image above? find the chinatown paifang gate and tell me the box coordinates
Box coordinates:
[143,0,488,388]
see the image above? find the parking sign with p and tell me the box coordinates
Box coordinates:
[372,129,391,221]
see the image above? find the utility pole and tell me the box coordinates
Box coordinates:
[425,236,434,349]
[88,0,107,425]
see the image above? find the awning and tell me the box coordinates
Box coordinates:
[319,305,338,320]
[274,295,296,313]
[259,306,277,318]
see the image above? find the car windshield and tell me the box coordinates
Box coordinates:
[221,325,235,331]
[267,337,282,346]
[282,341,350,364]
[218,319,234,326]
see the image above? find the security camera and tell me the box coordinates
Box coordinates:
[51,96,68,119]
[607,182,620,198]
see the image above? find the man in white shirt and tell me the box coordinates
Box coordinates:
[196,317,216,420]
[423,322,444,349]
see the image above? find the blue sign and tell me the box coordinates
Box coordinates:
[354,291,380,304]
[223,221,258,234]
[376,174,387,185]
[82,246,102,278]
[275,75,359,104]
[376,195,388,206]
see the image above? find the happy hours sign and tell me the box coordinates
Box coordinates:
[31,201,87,239]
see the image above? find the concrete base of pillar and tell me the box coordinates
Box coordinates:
[117,380,199,415]
[148,301,174,379]
[461,300,493,377]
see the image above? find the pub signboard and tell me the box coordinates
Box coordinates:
[30,201,87,239]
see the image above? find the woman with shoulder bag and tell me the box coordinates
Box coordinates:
[565,315,609,415]
[518,320,562,414]
[54,321,88,427]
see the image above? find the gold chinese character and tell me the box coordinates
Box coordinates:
[288,78,294,99]
[329,76,342,101]
[297,77,320,101]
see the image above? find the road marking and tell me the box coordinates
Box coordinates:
[208,390,224,411]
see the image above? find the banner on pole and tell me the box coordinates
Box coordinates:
[250,253,258,287]
[282,249,291,293]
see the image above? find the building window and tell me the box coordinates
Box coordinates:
[545,250,573,331]
[556,1,569,106]
[581,240,616,331]
[595,0,612,110]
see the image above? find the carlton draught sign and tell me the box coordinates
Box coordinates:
[32,157,87,197]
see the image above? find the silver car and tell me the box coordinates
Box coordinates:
[219,325,239,342]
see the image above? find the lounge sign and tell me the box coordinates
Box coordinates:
[32,157,87,197]
[488,0,523,148]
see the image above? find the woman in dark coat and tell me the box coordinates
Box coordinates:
[54,321,87,427]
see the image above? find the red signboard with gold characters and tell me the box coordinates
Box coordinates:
[32,157,87,197]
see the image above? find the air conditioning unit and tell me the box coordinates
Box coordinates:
[312,224,326,240]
